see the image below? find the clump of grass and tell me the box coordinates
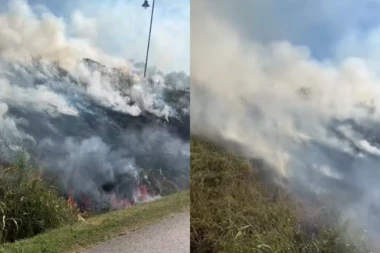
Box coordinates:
[0,154,77,244]
[190,138,372,253]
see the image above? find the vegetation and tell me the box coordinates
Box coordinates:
[190,138,371,253]
[0,155,77,244]
[0,190,189,253]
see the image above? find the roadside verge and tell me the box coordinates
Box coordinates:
[0,190,189,253]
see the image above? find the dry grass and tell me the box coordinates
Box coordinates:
[190,138,371,253]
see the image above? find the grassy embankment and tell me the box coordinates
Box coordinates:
[191,138,371,253]
[1,190,189,253]
[0,156,189,253]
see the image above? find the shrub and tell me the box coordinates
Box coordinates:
[0,155,77,243]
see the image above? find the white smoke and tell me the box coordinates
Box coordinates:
[0,0,189,73]
[0,76,79,116]
[0,0,135,70]
[0,0,190,211]
[191,0,380,244]
[0,57,190,210]
[0,0,184,119]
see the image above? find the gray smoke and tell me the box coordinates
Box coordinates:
[0,56,189,211]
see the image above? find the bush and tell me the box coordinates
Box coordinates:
[190,138,371,253]
[0,155,77,243]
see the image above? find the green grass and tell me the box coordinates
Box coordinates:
[0,157,77,244]
[190,138,371,253]
[0,190,189,253]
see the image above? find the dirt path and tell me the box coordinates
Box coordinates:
[82,211,189,253]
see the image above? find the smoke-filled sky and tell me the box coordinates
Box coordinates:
[191,0,380,245]
[0,0,189,73]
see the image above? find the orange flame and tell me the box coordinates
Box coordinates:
[67,191,77,210]
[139,185,148,201]
[110,194,132,210]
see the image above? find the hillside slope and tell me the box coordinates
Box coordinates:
[0,57,190,213]
[190,138,371,253]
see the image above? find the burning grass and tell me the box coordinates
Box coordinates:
[0,150,189,252]
[0,190,189,253]
[190,138,372,253]
[62,167,185,215]
[0,155,77,244]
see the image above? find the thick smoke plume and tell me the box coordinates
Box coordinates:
[0,0,131,70]
[0,0,189,213]
[191,0,380,245]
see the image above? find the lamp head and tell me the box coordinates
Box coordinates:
[142,0,150,9]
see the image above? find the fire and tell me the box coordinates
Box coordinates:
[80,194,91,211]
[67,191,77,209]
[110,194,132,210]
[109,184,157,210]
[66,184,161,213]
[66,191,91,219]
[138,185,148,201]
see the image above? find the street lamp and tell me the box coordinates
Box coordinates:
[142,0,155,78]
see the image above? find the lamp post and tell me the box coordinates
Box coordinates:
[142,0,155,78]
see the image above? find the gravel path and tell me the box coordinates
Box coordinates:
[82,211,190,253]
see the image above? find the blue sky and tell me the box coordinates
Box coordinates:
[201,0,380,65]
[0,0,190,73]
